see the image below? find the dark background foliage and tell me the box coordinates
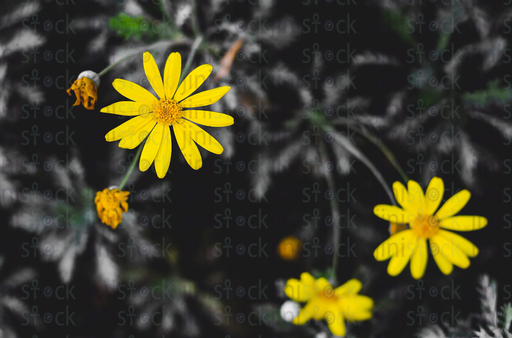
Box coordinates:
[0,0,511,337]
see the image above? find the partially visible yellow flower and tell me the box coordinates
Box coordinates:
[277,236,302,260]
[66,70,100,110]
[95,188,130,229]
[101,51,233,177]
[284,273,373,337]
[373,177,488,279]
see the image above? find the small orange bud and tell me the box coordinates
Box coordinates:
[277,236,302,260]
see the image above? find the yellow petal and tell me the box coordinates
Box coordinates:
[315,277,332,292]
[435,190,471,220]
[335,279,362,298]
[326,310,346,337]
[410,237,428,279]
[142,51,165,99]
[182,110,234,127]
[430,239,453,275]
[387,235,417,276]
[100,101,153,116]
[439,216,487,232]
[407,180,426,216]
[437,229,479,257]
[284,278,313,303]
[139,123,164,172]
[392,181,414,212]
[164,52,181,99]
[300,272,316,291]
[174,64,212,102]
[154,126,172,179]
[178,119,223,154]
[119,119,157,149]
[431,234,470,269]
[341,296,373,321]
[105,114,155,142]
[173,123,202,170]
[292,300,320,325]
[373,205,414,224]
[374,229,414,261]
[179,86,231,108]
[425,177,444,216]
[112,79,158,105]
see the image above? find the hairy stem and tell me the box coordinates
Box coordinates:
[119,145,143,190]
[318,139,341,286]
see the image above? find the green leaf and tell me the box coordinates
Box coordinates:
[381,8,416,46]
[108,12,179,42]
[463,79,512,106]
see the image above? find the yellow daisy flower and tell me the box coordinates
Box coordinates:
[284,273,373,337]
[373,177,488,279]
[101,52,233,176]
[95,188,130,229]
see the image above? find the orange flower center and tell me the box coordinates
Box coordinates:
[412,215,439,238]
[153,99,182,125]
[318,286,339,302]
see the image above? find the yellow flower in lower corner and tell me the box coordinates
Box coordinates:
[95,188,130,229]
[284,273,373,337]
[373,177,488,279]
[101,51,233,177]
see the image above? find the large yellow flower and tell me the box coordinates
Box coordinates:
[284,273,373,337]
[101,52,233,176]
[373,177,488,279]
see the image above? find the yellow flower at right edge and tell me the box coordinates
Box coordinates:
[373,177,488,279]
[284,273,373,337]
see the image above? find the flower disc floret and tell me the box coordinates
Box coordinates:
[153,99,182,125]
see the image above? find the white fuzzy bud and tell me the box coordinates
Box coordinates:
[77,70,100,88]
[280,300,300,322]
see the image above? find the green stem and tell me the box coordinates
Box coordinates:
[119,145,143,190]
[350,126,409,184]
[190,0,200,38]
[323,125,397,206]
[318,140,340,286]
[98,53,138,78]
[177,35,204,87]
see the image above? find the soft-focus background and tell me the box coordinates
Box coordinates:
[0,0,511,337]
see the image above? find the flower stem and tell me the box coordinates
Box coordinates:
[119,145,143,190]
[350,126,409,184]
[324,125,397,206]
[178,35,204,86]
[319,139,340,286]
[98,53,138,78]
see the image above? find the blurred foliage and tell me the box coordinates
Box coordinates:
[108,12,180,42]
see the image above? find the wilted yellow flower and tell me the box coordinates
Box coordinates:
[95,188,130,229]
[277,236,302,260]
[374,177,488,279]
[284,273,373,337]
[66,70,100,110]
[101,51,233,177]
